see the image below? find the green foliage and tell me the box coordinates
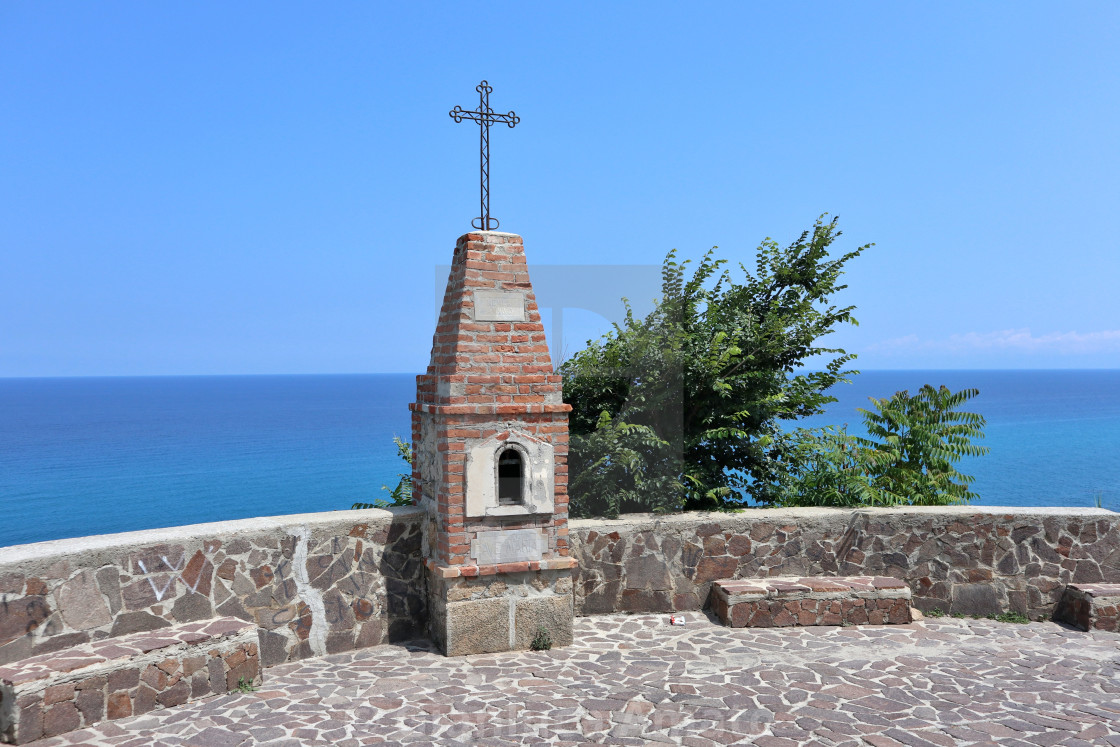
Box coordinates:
[565,410,685,519]
[766,426,877,508]
[235,676,256,693]
[379,436,414,506]
[352,436,413,509]
[856,385,989,505]
[777,385,989,507]
[529,626,553,651]
[926,607,945,618]
[993,611,1030,624]
[561,215,869,516]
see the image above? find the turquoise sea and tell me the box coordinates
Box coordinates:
[1,371,1117,548]
[797,370,1120,512]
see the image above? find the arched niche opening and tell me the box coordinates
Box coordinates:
[497,447,524,505]
[464,430,554,517]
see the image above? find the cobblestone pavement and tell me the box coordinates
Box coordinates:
[29,613,1120,746]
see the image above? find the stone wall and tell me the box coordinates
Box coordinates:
[569,507,1120,620]
[0,508,424,668]
[4,505,1118,669]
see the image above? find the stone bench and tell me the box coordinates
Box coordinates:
[711,576,912,629]
[0,617,260,745]
[1054,583,1120,632]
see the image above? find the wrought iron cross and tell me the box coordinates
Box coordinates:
[449,80,519,231]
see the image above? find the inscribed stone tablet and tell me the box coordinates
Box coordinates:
[471,529,544,565]
[473,290,526,322]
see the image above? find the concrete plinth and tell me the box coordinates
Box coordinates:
[426,565,574,656]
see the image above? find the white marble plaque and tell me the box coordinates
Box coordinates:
[471,529,544,565]
[473,290,526,322]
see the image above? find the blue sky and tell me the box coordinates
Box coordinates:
[1,2,1118,376]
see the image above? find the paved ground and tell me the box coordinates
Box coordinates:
[29,612,1120,746]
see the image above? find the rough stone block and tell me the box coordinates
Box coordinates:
[951,582,1003,617]
[513,595,574,650]
[0,597,50,651]
[42,702,80,738]
[1054,583,1120,631]
[443,598,510,657]
[55,572,111,632]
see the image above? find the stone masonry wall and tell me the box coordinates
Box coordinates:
[569,507,1120,620]
[4,505,1118,670]
[0,508,424,668]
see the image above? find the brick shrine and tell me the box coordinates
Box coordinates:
[410,231,575,656]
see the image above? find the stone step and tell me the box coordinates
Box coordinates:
[711,576,913,629]
[0,616,260,745]
[1054,583,1120,632]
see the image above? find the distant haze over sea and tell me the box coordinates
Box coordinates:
[1,370,1117,548]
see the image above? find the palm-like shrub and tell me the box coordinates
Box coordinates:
[856,385,989,505]
[778,385,989,507]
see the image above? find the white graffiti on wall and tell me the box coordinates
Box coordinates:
[135,555,187,601]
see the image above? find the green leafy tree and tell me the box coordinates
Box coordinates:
[777,385,989,507]
[765,425,877,508]
[561,215,871,516]
[565,410,685,518]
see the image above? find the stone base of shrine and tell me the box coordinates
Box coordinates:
[425,559,576,656]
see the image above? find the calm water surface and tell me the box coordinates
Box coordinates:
[1,370,1117,547]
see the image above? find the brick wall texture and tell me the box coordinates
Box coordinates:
[411,232,571,568]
